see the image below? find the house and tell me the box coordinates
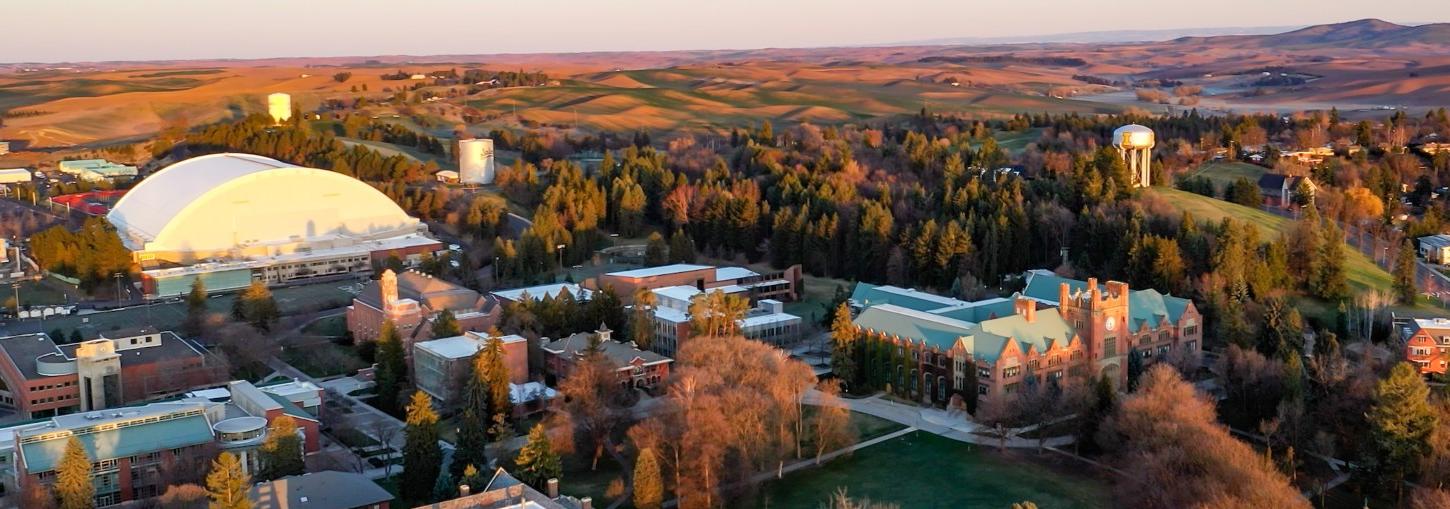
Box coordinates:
[347,269,498,346]
[417,468,588,509]
[1401,317,1450,375]
[251,471,394,509]
[1257,174,1316,208]
[1280,146,1335,166]
[848,270,1201,409]
[541,325,673,390]
[1421,235,1450,264]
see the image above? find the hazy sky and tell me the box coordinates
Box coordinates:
[4,0,1448,62]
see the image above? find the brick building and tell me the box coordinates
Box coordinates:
[412,332,549,415]
[0,327,224,418]
[594,263,801,304]
[848,270,1201,409]
[1402,317,1450,375]
[347,269,498,348]
[541,325,673,391]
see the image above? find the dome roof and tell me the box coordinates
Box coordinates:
[108,153,418,255]
[1112,124,1155,148]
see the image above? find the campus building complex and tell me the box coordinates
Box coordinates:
[0,327,224,418]
[57,159,138,182]
[348,269,498,345]
[648,285,801,357]
[848,270,1201,408]
[412,331,538,413]
[106,153,443,297]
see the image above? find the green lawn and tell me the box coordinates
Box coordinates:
[994,128,1043,154]
[740,431,1111,508]
[301,314,348,337]
[10,279,72,307]
[784,274,854,326]
[1184,162,1267,194]
[281,341,366,378]
[1148,187,1391,293]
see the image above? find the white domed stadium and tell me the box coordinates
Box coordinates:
[110,153,440,297]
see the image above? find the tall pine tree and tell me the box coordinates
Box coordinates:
[55,437,94,509]
[1394,239,1418,305]
[633,448,664,509]
[375,320,408,415]
[829,303,859,392]
[183,277,208,338]
[206,452,252,509]
[514,423,562,490]
[402,391,443,503]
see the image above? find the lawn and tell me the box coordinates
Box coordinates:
[302,314,348,337]
[281,340,366,378]
[10,279,72,307]
[1147,187,1391,293]
[784,274,854,326]
[1183,162,1267,194]
[740,431,1111,508]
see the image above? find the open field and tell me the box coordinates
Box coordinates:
[1184,162,1269,194]
[740,431,1111,509]
[1148,187,1392,293]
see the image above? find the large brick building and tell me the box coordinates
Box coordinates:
[0,327,224,418]
[412,331,531,409]
[541,325,673,391]
[848,270,1201,409]
[594,263,801,304]
[347,269,498,347]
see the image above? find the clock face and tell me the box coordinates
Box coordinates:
[1105,316,1117,331]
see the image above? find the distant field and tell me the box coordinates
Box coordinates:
[994,128,1043,154]
[1148,187,1391,292]
[1184,162,1268,194]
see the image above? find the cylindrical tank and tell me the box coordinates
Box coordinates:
[1112,124,1155,188]
[1112,124,1155,149]
[267,93,292,123]
[458,138,496,185]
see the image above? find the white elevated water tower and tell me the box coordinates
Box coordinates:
[267,93,292,124]
[458,138,496,185]
[1113,124,1155,188]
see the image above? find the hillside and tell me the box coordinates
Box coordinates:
[1171,19,1450,51]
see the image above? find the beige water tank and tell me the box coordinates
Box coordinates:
[458,138,495,184]
[1112,124,1155,188]
[268,93,292,123]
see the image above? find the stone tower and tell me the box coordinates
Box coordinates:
[1056,278,1131,388]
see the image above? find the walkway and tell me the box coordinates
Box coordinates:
[809,389,1075,449]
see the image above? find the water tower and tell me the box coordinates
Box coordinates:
[267,93,292,124]
[1112,124,1155,188]
[458,138,496,185]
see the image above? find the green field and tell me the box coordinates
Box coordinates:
[740,431,1110,508]
[1149,187,1392,293]
[1183,162,1267,194]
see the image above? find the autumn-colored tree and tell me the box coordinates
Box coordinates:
[55,436,94,509]
[514,423,563,489]
[231,280,278,332]
[157,483,209,509]
[633,447,665,509]
[1099,365,1307,508]
[559,351,627,470]
[688,291,748,338]
[402,391,443,503]
[258,415,305,480]
[631,287,658,350]
[205,452,252,509]
[829,303,859,391]
[812,381,855,463]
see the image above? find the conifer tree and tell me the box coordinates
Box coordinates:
[829,302,859,391]
[402,391,443,503]
[231,280,278,332]
[1367,363,1438,496]
[514,423,562,490]
[431,309,461,338]
[633,448,664,509]
[1394,239,1418,304]
[55,437,93,509]
[183,277,208,338]
[206,452,252,509]
[375,320,408,414]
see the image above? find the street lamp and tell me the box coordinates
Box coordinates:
[113,272,125,305]
[556,244,566,275]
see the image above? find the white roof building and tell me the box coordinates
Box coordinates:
[492,283,592,303]
[107,153,426,264]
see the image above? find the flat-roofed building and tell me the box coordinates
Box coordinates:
[0,168,30,185]
[57,159,138,182]
[595,263,801,304]
[413,332,533,411]
[1421,235,1450,264]
[648,285,801,357]
[492,282,592,304]
[251,470,394,509]
[0,328,224,418]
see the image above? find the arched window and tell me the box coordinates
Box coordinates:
[937,376,947,401]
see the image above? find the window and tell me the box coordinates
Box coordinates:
[937,376,947,401]
[1004,382,1020,394]
[1139,335,1150,346]
[1048,356,1061,367]
[978,367,991,379]
[1186,340,1198,352]
[1104,338,1117,357]
[978,384,989,395]
[1070,351,1084,361]
[1158,345,1170,356]
[1184,326,1198,337]
[1003,366,1021,378]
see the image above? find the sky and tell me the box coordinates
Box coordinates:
[4,0,1449,63]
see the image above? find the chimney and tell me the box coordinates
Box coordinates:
[1087,278,1100,301]
[1014,295,1036,323]
[581,497,593,509]
[547,478,559,498]
[459,484,470,497]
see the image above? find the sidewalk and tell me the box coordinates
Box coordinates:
[811,389,1075,449]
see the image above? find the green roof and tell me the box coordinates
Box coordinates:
[266,392,317,421]
[20,412,214,473]
[931,298,1018,323]
[853,303,1075,364]
[973,309,1076,358]
[1022,271,1192,332]
[850,283,971,313]
[854,304,976,351]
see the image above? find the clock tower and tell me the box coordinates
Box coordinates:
[1057,278,1131,388]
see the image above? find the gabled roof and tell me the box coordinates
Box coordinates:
[853,304,977,351]
[1126,289,1192,333]
[972,308,1076,359]
[18,404,215,473]
[849,283,971,312]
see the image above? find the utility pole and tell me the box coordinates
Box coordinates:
[114,272,124,305]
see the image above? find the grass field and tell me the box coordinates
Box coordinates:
[9,279,73,307]
[740,431,1110,508]
[785,274,854,327]
[1183,162,1268,194]
[1148,187,1391,293]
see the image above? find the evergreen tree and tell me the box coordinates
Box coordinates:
[375,321,408,415]
[480,333,513,427]
[514,423,562,490]
[183,277,208,338]
[402,391,444,503]
[258,415,305,480]
[1313,220,1349,300]
[460,464,486,494]
[432,469,457,502]
[55,437,93,509]
[644,232,668,266]
[1394,239,1418,305]
[630,287,657,350]
[1126,349,1144,390]
[1366,363,1438,496]
[667,229,695,263]
[205,452,252,509]
[829,302,859,392]
[431,309,461,338]
[633,448,664,509]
